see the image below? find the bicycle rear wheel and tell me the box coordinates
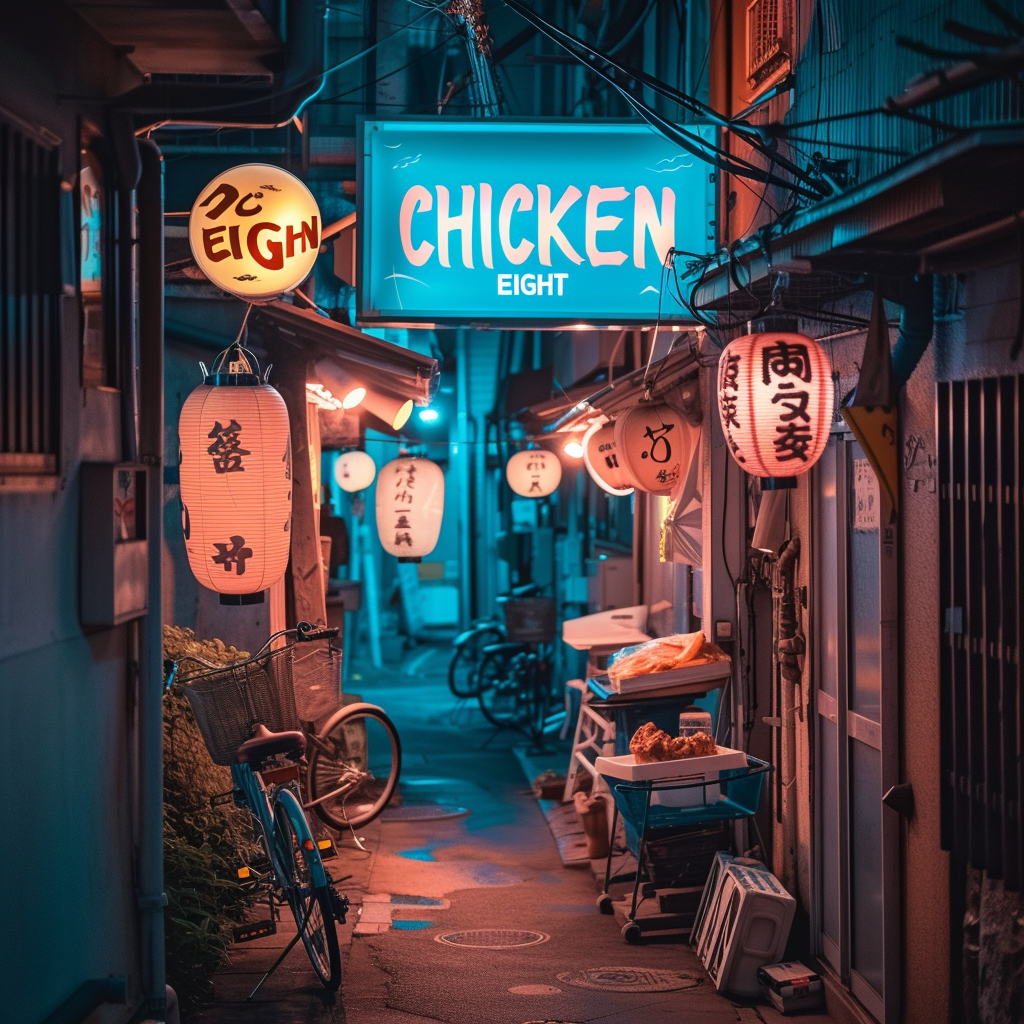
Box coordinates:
[448,627,504,698]
[272,797,341,990]
[306,703,401,830]
[477,650,533,730]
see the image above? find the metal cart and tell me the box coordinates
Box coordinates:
[599,755,771,943]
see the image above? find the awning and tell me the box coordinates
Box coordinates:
[249,300,439,406]
[690,129,1024,313]
[516,341,700,437]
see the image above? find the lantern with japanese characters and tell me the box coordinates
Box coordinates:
[334,450,376,492]
[613,401,693,495]
[582,419,635,496]
[188,163,320,302]
[506,448,562,497]
[717,332,833,486]
[178,346,292,595]
[375,456,444,561]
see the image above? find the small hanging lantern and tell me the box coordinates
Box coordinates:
[506,448,562,497]
[334,450,376,493]
[375,455,444,561]
[613,401,691,495]
[178,345,292,595]
[582,419,635,496]
[189,163,320,302]
[717,332,833,486]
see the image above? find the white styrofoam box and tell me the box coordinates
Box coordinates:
[699,863,796,998]
[561,605,650,651]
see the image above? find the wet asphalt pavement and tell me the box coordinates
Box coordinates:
[194,644,836,1024]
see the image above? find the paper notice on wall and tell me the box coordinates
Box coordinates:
[853,458,880,531]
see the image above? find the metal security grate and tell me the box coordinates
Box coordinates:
[938,376,1023,890]
[0,119,61,474]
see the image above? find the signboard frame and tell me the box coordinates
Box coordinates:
[356,116,716,329]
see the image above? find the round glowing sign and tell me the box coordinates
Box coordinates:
[189,164,321,301]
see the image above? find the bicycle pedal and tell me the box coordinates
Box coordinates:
[329,889,350,924]
[232,919,276,943]
[316,838,338,860]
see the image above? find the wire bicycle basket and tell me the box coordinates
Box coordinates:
[501,596,557,644]
[176,637,342,765]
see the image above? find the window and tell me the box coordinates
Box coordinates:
[0,117,61,476]
[746,0,792,92]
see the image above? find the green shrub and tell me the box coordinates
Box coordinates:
[162,626,258,1018]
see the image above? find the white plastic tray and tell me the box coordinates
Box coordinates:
[605,658,732,694]
[596,746,748,782]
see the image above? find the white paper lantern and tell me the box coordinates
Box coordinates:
[178,351,292,594]
[718,332,833,483]
[334,450,376,492]
[189,163,320,302]
[582,419,635,496]
[375,456,444,561]
[506,448,562,497]
[613,401,694,495]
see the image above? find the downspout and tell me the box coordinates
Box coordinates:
[136,138,167,1016]
[776,537,803,891]
[891,274,934,388]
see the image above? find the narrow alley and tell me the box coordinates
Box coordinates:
[195,646,833,1024]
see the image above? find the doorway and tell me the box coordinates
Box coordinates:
[812,432,900,1024]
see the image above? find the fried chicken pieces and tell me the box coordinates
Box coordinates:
[629,721,718,763]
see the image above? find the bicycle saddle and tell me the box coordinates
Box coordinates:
[236,724,306,765]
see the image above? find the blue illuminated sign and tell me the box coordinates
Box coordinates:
[357,119,715,327]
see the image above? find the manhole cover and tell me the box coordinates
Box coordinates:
[556,967,702,992]
[380,804,470,822]
[509,985,562,995]
[436,929,550,949]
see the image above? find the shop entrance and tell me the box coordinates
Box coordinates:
[812,433,900,1024]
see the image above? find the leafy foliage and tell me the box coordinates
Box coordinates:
[162,626,259,1017]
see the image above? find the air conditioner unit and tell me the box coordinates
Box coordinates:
[692,850,735,957]
[697,860,796,997]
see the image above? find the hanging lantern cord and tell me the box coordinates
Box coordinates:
[208,338,263,382]
[233,303,254,346]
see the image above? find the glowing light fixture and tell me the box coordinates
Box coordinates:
[563,439,585,459]
[188,163,320,302]
[376,456,444,561]
[717,332,833,486]
[178,345,292,595]
[334,450,376,492]
[361,389,414,431]
[418,408,440,423]
[506,448,561,497]
[313,359,365,410]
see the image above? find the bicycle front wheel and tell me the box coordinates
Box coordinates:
[448,627,504,698]
[272,797,341,990]
[306,703,401,830]
[477,650,532,730]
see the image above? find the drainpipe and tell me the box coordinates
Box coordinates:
[891,274,934,388]
[136,138,167,1016]
[775,537,802,892]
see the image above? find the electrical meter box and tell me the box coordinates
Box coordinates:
[80,463,148,626]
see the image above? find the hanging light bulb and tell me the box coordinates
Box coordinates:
[313,359,365,410]
[334,450,376,492]
[178,344,292,595]
[563,438,585,459]
[361,388,414,431]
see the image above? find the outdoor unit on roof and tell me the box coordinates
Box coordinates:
[746,0,792,91]
[697,860,796,997]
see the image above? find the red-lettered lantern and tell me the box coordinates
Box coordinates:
[189,164,320,302]
[582,419,635,496]
[376,456,444,561]
[178,347,292,595]
[506,449,562,497]
[718,332,833,485]
[334,450,376,492]
[613,402,694,495]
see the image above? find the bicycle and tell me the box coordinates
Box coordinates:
[166,623,349,994]
[447,584,540,699]
[476,596,565,747]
